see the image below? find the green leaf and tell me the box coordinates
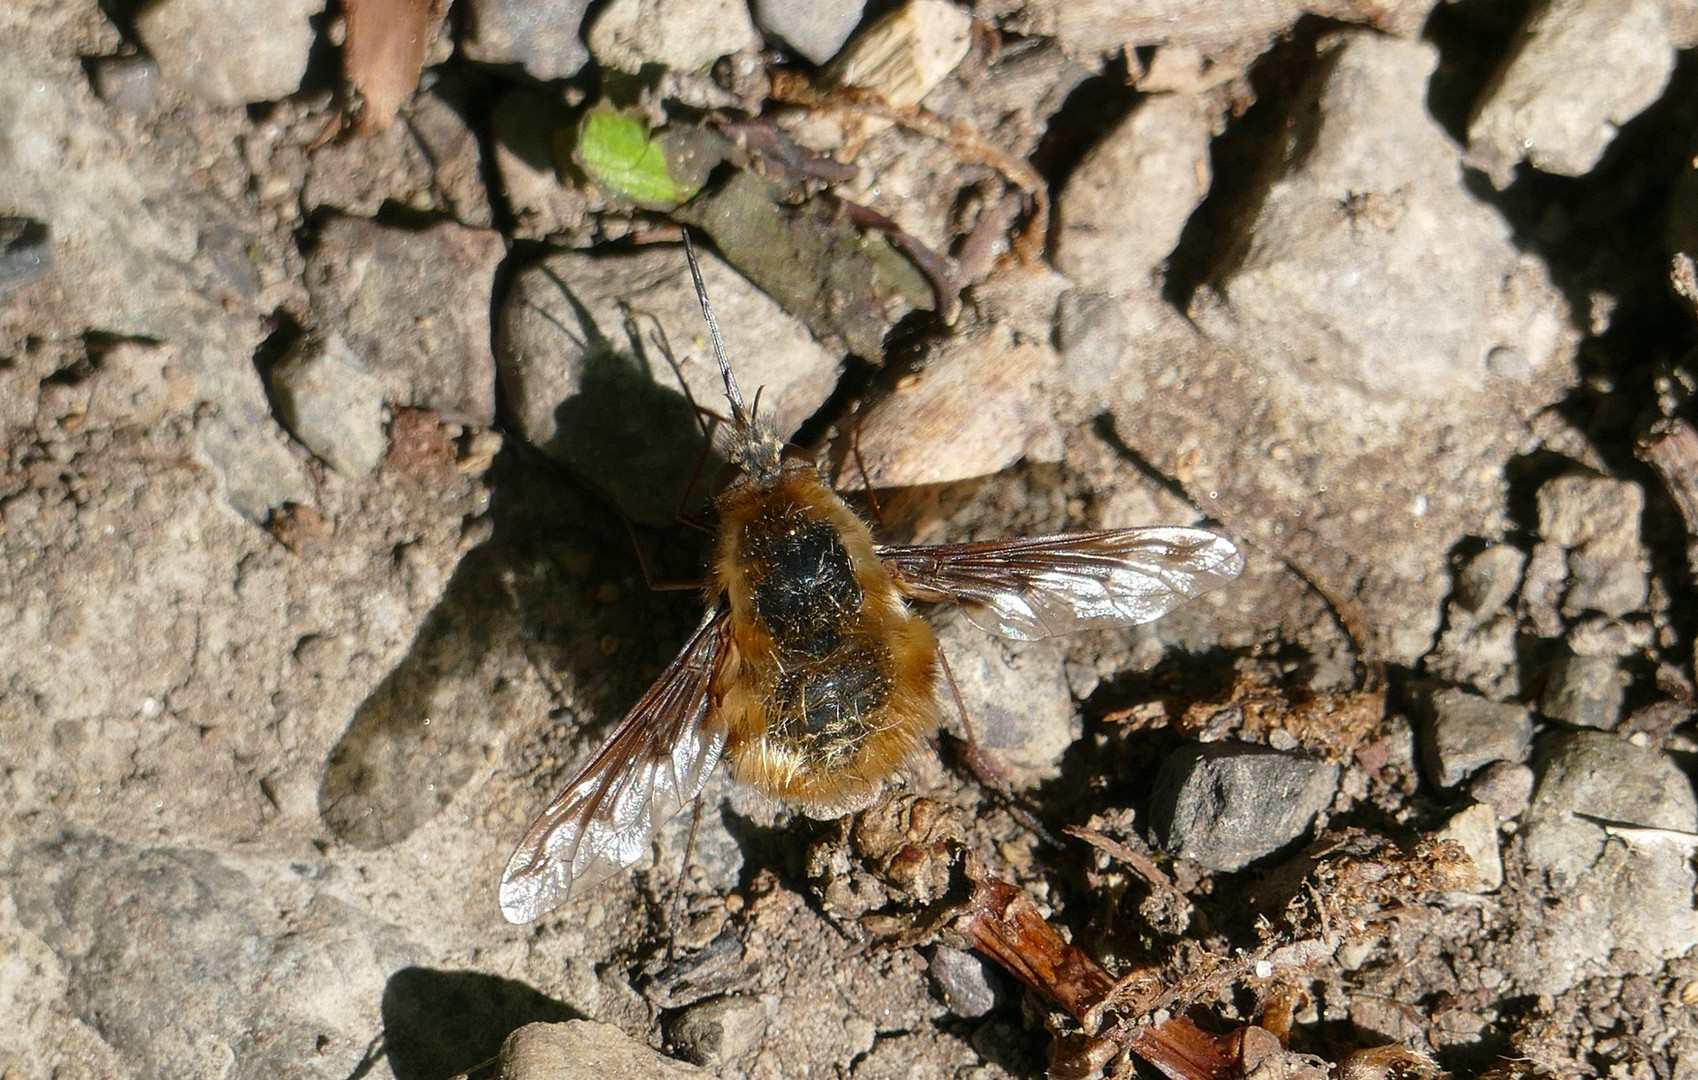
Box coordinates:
[575,108,701,209]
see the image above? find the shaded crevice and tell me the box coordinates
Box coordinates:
[1161,20,1335,311]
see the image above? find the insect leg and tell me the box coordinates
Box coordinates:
[615,509,711,593]
[847,412,886,531]
[936,646,981,750]
[937,647,1065,850]
[669,428,721,537]
[666,792,708,963]
[442,1053,500,1080]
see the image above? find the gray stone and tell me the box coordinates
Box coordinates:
[1524,472,1648,628]
[1523,730,1696,882]
[1147,743,1340,872]
[933,616,1077,786]
[1507,731,1698,994]
[1469,760,1534,821]
[503,1021,710,1079]
[496,244,840,525]
[268,333,387,476]
[928,945,998,1019]
[10,833,417,1080]
[1465,0,1674,187]
[135,0,321,106]
[1539,653,1626,730]
[304,215,504,427]
[586,0,759,74]
[1107,33,1576,668]
[752,0,866,65]
[1437,802,1502,892]
[13,833,265,1078]
[87,52,160,115]
[848,264,1068,489]
[1427,545,1527,698]
[1055,91,1216,300]
[1452,544,1527,622]
[666,995,768,1067]
[1190,34,1572,407]
[1421,686,1534,789]
[460,0,592,80]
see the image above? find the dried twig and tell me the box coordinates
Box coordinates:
[951,853,1242,1080]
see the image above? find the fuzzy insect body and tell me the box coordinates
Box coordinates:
[714,465,940,811]
[497,237,1244,925]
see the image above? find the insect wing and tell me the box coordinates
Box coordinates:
[499,608,730,924]
[879,527,1244,640]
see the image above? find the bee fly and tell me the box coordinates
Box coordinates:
[498,237,1245,924]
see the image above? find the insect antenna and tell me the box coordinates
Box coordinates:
[681,231,746,429]
[681,230,783,482]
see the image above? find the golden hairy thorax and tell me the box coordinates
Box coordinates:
[712,462,940,812]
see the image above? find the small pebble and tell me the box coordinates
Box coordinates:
[87,53,160,114]
[587,0,759,74]
[666,996,767,1068]
[134,0,318,106]
[1438,802,1503,892]
[1523,730,1696,882]
[1420,685,1533,789]
[1469,760,1535,820]
[1452,544,1526,620]
[1531,472,1649,622]
[267,333,387,476]
[751,0,866,65]
[1147,743,1339,872]
[459,0,593,79]
[1539,653,1625,730]
[928,945,998,1018]
[1464,0,1673,187]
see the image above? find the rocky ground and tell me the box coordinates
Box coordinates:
[4,0,1698,1078]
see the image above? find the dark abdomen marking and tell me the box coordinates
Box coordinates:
[742,509,863,657]
[771,640,893,765]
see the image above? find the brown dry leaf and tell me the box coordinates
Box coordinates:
[344,0,438,134]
